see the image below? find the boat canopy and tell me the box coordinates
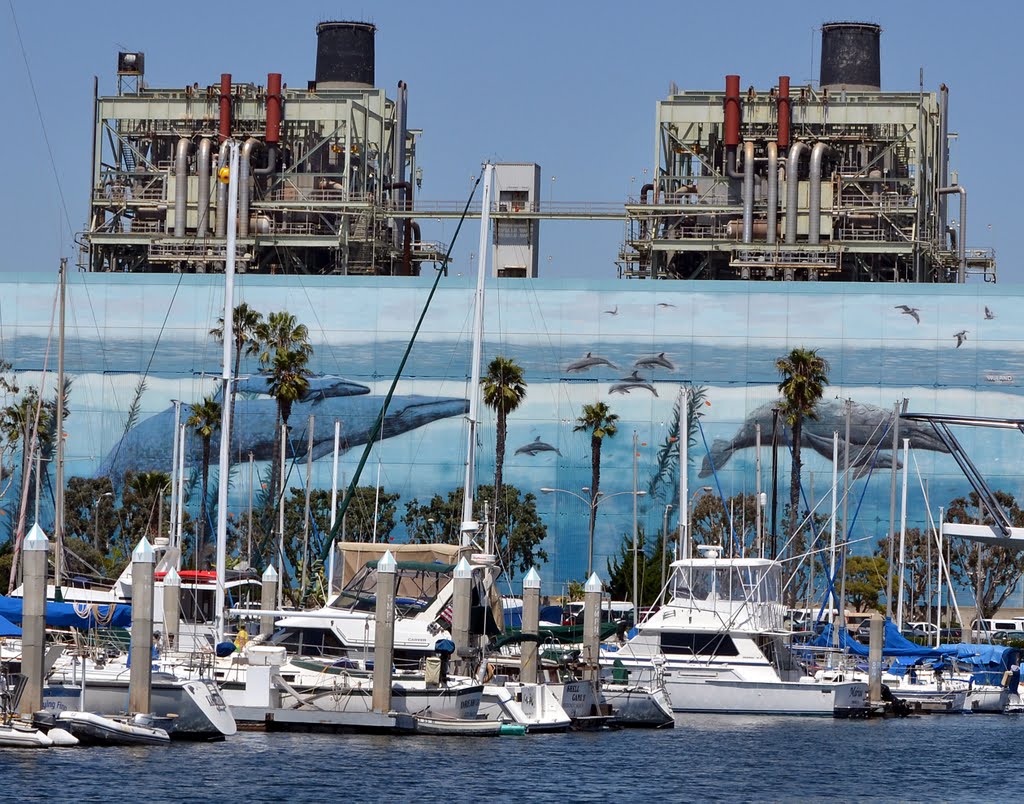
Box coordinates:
[0,595,131,629]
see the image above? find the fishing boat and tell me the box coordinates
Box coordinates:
[603,548,870,716]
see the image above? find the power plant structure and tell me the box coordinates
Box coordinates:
[618,22,996,283]
[82,20,995,285]
[84,22,441,276]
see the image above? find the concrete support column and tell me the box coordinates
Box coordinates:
[129,538,155,715]
[868,611,884,705]
[582,573,603,687]
[371,550,397,714]
[521,568,541,685]
[19,524,49,717]
[163,566,180,651]
[452,558,473,676]
[261,565,278,638]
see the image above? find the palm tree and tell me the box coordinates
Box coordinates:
[574,402,619,576]
[481,356,527,536]
[210,302,264,442]
[776,347,830,565]
[254,310,313,536]
[186,394,222,564]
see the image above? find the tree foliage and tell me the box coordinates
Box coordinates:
[844,554,889,613]
[402,484,548,578]
[946,490,1024,619]
[481,355,527,540]
[606,527,669,608]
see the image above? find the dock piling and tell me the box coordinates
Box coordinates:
[521,567,541,684]
[129,538,155,715]
[162,566,180,650]
[261,565,278,638]
[372,550,397,713]
[453,557,473,676]
[583,573,602,687]
[19,524,49,717]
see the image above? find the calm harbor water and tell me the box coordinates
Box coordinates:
[1,714,1018,802]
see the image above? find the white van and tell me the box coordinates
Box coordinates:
[563,600,635,627]
[969,618,1024,633]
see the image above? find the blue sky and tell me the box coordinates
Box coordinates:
[2,1,1020,282]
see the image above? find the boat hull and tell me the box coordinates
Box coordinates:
[663,674,868,716]
[56,711,169,746]
[42,674,235,738]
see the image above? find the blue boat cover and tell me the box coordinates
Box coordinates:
[0,595,132,629]
[0,613,22,637]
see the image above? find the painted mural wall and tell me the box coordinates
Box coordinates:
[1,273,1020,588]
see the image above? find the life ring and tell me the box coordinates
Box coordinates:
[481,663,496,683]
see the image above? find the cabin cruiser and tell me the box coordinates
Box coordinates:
[602,548,869,716]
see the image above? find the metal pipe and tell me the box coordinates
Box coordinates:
[809,142,830,244]
[215,141,230,237]
[938,84,949,229]
[196,138,212,236]
[777,76,791,150]
[639,183,654,204]
[784,141,808,244]
[265,73,282,144]
[174,137,190,237]
[240,138,259,236]
[724,75,741,146]
[742,141,755,243]
[766,141,779,244]
[219,73,232,142]
[938,186,968,282]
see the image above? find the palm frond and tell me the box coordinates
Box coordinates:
[123,377,148,436]
[648,384,709,502]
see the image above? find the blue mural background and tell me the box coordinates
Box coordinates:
[1,273,1021,589]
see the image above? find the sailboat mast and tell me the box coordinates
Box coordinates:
[460,163,493,545]
[55,257,67,588]
[214,141,240,645]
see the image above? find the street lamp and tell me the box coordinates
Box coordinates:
[93,492,114,551]
[541,486,646,578]
[684,486,713,561]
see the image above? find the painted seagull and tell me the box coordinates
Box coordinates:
[566,352,618,372]
[514,437,562,457]
[656,302,677,309]
[895,305,920,324]
[985,306,996,320]
[603,305,619,316]
[954,330,968,348]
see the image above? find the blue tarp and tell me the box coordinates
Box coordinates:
[0,595,132,629]
[503,605,563,628]
[0,613,21,637]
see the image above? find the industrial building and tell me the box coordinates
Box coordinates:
[84,22,439,276]
[618,23,996,283]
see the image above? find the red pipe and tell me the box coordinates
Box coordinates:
[777,76,791,150]
[219,74,232,142]
[266,73,282,145]
[724,75,741,147]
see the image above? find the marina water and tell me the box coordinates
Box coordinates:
[3,714,1018,802]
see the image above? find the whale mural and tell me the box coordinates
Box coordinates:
[699,400,952,479]
[99,394,470,481]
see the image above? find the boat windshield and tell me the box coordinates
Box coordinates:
[328,560,454,616]
[669,561,785,630]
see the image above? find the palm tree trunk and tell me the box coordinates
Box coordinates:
[493,409,506,549]
[787,416,803,606]
[199,436,211,565]
[587,435,602,576]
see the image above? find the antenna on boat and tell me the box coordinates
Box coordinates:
[459,162,494,546]
[213,140,240,646]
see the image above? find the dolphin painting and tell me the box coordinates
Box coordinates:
[610,370,658,396]
[634,352,675,371]
[98,393,469,481]
[514,437,561,457]
[565,352,618,373]
[698,400,951,478]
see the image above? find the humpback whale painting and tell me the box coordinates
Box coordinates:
[699,400,952,479]
[99,393,469,481]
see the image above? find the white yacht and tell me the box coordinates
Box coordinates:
[602,549,869,716]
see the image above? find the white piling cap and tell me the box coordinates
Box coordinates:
[585,572,603,593]
[262,564,279,582]
[132,537,155,563]
[163,567,181,587]
[24,523,50,552]
[454,557,473,579]
[378,549,397,574]
[523,568,541,590]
